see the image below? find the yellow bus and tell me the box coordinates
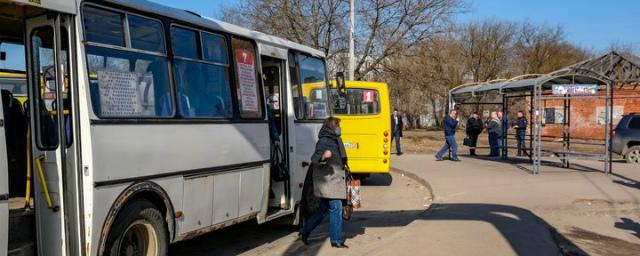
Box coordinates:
[329,81,391,175]
[0,70,27,104]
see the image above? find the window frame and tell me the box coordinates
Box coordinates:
[169,23,234,119]
[330,88,382,116]
[81,3,176,119]
[127,13,167,54]
[293,51,331,121]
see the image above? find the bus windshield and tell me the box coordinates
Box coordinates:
[330,88,380,115]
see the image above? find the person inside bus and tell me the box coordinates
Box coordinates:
[390,109,404,155]
[300,117,348,248]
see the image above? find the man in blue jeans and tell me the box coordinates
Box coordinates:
[436,110,460,161]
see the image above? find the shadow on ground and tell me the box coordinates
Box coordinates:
[282,203,591,256]
[615,217,640,239]
[612,172,640,190]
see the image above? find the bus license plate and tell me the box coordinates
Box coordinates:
[344,142,357,149]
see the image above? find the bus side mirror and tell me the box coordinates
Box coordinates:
[336,72,346,97]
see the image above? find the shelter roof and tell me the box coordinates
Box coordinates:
[451,51,640,96]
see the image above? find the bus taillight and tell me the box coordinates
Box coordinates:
[384,138,389,143]
[383,150,388,155]
[383,159,388,164]
[384,131,389,137]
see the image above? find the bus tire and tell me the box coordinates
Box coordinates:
[104,199,169,256]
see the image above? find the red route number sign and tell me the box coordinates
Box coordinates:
[362,90,375,103]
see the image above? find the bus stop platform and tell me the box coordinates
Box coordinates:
[382,154,640,256]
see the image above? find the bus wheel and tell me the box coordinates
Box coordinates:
[105,199,168,256]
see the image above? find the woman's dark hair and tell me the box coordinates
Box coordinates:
[323,116,341,132]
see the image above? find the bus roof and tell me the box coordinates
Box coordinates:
[99,0,326,58]
[6,0,77,14]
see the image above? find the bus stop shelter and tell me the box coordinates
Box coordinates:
[449,51,640,174]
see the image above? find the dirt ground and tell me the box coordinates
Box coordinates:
[400,130,610,156]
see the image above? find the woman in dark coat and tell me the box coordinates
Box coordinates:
[300,117,349,248]
[466,112,484,156]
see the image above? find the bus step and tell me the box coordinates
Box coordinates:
[9,208,36,255]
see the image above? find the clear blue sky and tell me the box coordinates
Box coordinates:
[150,0,640,54]
[2,0,638,71]
[457,0,640,54]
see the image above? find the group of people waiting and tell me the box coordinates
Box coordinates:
[436,110,529,161]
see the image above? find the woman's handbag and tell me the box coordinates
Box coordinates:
[342,166,361,220]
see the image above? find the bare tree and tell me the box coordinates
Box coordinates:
[220,0,464,78]
[458,20,516,82]
[514,22,588,74]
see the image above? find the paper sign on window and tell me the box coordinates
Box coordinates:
[97,70,155,116]
[235,49,259,113]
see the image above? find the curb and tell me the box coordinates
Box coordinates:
[389,167,435,202]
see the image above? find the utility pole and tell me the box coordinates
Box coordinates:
[348,0,355,81]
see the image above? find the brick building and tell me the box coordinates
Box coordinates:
[539,52,640,140]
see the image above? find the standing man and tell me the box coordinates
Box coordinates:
[466,112,484,156]
[436,110,460,161]
[390,109,404,155]
[513,111,528,156]
[497,111,505,156]
[487,112,501,157]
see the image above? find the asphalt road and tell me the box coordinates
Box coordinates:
[170,171,431,255]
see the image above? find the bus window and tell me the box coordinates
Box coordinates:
[171,26,198,59]
[171,27,233,118]
[172,27,233,118]
[30,26,72,149]
[231,38,263,119]
[0,76,27,96]
[298,55,328,119]
[288,52,304,119]
[129,14,166,53]
[331,88,380,115]
[83,6,126,47]
[83,6,173,118]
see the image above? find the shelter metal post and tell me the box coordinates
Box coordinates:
[529,90,534,161]
[533,81,541,174]
[502,95,508,159]
[604,81,613,174]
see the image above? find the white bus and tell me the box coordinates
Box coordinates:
[0,0,331,255]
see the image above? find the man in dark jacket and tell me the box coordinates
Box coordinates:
[513,111,528,156]
[390,109,404,155]
[466,112,483,156]
[436,110,460,161]
[487,111,501,157]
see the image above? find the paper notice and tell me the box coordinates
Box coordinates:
[235,50,259,113]
[97,70,155,116]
